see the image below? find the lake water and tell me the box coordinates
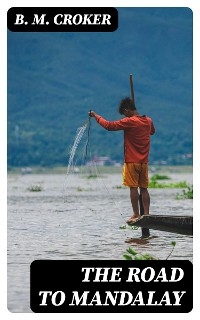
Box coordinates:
[7,171,193,312]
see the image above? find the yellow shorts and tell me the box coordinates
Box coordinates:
[123,163,149,188]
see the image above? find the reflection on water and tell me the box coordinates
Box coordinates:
[7,172,193,312]
[125,235,159,245]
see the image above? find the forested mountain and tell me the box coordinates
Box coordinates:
[7,7,193,167]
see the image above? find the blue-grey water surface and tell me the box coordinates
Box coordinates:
[7,171,193,312]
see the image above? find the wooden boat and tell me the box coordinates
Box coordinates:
[127,215,193,236]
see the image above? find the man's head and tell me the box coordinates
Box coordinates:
[118,97,136,116]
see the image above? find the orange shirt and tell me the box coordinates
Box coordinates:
[95,114,155,163]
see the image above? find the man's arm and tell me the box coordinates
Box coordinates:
[88,111,131,131]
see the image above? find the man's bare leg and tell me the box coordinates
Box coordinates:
[140,187,150,215]
[127,187,140,222]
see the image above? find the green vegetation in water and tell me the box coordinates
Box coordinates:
[77,187,84,192]
[149,175,189,189]
[113,185,126,189]
[151,174,170,180]
[123,241,176,260]
[149,174,193,199]
[27,185,43,192]
[76,187,93,192]
[86,174,99,179]
[112,174,190,190]
[119,224,139,230]
[176,185,193,199]
[165,241,177,260]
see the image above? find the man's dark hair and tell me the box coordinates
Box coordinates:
[118,97,136,115]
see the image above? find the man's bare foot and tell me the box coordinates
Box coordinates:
[126,215,140,224]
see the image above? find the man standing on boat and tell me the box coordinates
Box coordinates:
[89,97,155,223]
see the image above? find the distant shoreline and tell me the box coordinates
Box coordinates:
[7,165,193,175]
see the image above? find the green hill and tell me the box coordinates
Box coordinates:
[7,7,193,167]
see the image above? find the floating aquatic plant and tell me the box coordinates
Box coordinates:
[27,185,43,192]
[176,185,193,199]
[123,241,176,260]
